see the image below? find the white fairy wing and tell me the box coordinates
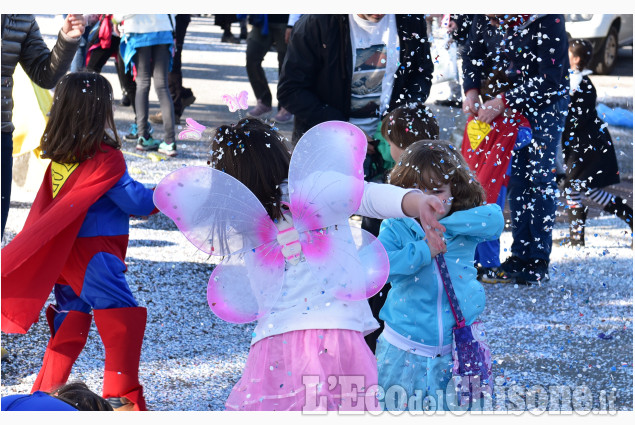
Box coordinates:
[300,222,389,301]
[207,243,285,323]
[288,121,367,233]
[153,166,278,256]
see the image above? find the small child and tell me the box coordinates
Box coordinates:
[1,72,157,411]
[376,141,504,411]
[460,70,533,283]
[363,103,440,353]
[562,39,632,245]
[156,118,447,411]
[381,102,440,163]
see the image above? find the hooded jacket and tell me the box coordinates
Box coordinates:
[277,14,433,142]
[378,204,504,351]
[1,14,79,133]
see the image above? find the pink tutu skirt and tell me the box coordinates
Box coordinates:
[225,329,380,411]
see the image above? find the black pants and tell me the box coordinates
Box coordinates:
[168,14,193,116]
[245,23,287,108]
[86,36,136,114]
[1,132,13,240]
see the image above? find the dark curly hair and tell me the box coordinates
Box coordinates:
[569,38,593,70]
[380,102,439,149]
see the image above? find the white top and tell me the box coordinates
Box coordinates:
[250,181,421,345]
[114,14,175,34]
[347,14,399,136]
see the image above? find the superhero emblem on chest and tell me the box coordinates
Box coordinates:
[51,161,78,198]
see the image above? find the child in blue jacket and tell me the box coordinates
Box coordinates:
[376,141,504,411]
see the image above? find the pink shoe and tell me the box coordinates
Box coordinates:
[273,107,293,123]
[247,100,272,118]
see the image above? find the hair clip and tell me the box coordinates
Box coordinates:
[178,118,207,141]
[222,90,249,119]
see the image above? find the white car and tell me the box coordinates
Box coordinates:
[565,14,633,74]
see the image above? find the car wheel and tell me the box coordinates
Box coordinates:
[594,26,619,75]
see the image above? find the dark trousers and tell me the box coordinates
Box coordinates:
[86,36,136,114]
[168,14,193,116]
[245,23,287,108]
[2,131,13,239]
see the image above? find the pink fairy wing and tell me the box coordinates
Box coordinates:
[154,166,278,256]
[207,243,285,323]
[300,222,389,301]
[288,121,367,233]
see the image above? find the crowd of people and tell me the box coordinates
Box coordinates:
[1,13,631,412]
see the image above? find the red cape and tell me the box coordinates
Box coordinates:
[1,146,126,334]
[460,114,530,204]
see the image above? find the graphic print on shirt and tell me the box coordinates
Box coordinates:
[51,161,79,198]
[350,44,387,119]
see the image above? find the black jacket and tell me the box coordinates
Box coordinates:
[562,75,620,189]
[462,14,569,118]
[277,14,433,142]
[1,14,79,133]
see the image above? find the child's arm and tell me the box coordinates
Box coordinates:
[359,182,447,253]
[377,219,434,278]
[442,204,505,242]
[105,170,157,217]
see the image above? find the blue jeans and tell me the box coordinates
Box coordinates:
[1,131,13,239]
[507,97,568,262]
[475,186,507,268]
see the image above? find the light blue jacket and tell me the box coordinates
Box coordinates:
[378,204,504,350]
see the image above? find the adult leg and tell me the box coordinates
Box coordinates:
[151,44,176,145]
[168,14,191,117]
[246,25,274,112]
[133,46,153,140]
[116,49,136,112]
[1,132,13,239]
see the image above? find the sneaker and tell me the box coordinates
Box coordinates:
[125,123,153,141]
[481,255,526,284]
[158,141,177,157]
[247,99,272,118]
[516,259,550,286]
[478,267,506,284]
[136,136,161,151]
[273,107,293,123]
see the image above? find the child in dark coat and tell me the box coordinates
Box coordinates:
[562,39,632,245]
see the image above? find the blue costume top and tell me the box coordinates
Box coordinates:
[378,204,504,349]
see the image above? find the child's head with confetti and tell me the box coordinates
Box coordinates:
[568,38,593,72]
[380,102,439,162]
[211,118,291,220]
[40,72,120,164]
[389,141,485,217]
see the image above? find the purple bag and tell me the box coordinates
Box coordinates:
[435,254,492,406]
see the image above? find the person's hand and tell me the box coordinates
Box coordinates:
[62,14,86,38]
[462,89,480,118]
[285,27,293,44]
[401,191,447,254]
[476,96,505,124]
[417,194,447,255]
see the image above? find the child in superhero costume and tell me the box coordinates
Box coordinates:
[460,71,532,283]
[1,72,157,411]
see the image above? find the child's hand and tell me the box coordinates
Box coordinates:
[402,191,447,253]
[428,230,446,258]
